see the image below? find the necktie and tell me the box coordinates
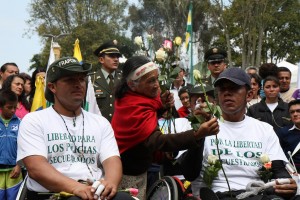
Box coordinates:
[108,74,114,90]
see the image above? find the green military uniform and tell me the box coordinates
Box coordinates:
[201,47,228,88]
[90,67,122,122]
[92,40,122,122]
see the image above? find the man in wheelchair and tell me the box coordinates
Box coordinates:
[191,68,299,200]
[16,57,133,200]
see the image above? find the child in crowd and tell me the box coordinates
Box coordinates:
[177,86,191,118]
[0,90,23,200]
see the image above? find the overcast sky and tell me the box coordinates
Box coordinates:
[0,1,41,74]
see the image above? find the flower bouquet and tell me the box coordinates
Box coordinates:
[203,154,222,189]
[257,154,273,183]
[155,37,183,135]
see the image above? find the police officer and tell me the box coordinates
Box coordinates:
[92,40,122,122]
[203,47,227,87]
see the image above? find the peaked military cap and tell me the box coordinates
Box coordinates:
[94,40,121,57]
[204,47,227,62]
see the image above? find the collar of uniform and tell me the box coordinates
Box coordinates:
[289,124,300,131]
[101,68,115,80]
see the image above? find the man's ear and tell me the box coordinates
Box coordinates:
[246,89,253,102]
[127,80,136,91]
[99,56,105,64]
[47,82,56,94]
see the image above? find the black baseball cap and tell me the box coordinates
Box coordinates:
[45,57,92,102]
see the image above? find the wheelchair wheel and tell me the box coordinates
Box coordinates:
[146,176,178,200]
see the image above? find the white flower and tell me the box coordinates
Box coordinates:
[134,36,143,47]
[260,154,270,163]
[174,36,182,46]
[155,48,167,62]
[146,34,154,41]
[193,69,201,81]
[208,154,218,165]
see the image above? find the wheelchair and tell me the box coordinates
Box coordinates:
[16,175,28,200]
[146,176,197,200]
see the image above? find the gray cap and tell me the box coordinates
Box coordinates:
[45,57,92,102]
[214,67,251,88]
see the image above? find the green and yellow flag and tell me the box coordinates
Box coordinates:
[185,1,193,51]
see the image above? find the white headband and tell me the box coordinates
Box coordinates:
[128,62,158,81]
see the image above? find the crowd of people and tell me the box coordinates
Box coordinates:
[0,41,300,200]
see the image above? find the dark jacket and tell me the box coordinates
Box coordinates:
[90,66,122,122]
[121,127,203,176]
[247,98,292,134]
[277,125,300,171]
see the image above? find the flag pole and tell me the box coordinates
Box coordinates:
[190,0,193,84]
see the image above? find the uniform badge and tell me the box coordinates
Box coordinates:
[212,48,218,53]
[11,124,19,131]
[95,90,103,95]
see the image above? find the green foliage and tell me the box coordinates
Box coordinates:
[26,0,300,71]
[28,54,47,71]
[26,0,131,71]
[127,0,213,52]
[257,165,273,183]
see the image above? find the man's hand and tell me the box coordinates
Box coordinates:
[274,178,297,197]
[10,164,21,179]
[193,97,213,121]
[161,90,175,109]
[71,184,95,200]
[194,117,219,140]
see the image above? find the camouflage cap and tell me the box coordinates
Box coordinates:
[189,84,215,98]
[45,57,92,102]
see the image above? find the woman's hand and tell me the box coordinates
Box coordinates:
[161,90,175,109]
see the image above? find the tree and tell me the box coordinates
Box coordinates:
[26,0,131,70]
[212,0,300,68]
[127,0,213,59]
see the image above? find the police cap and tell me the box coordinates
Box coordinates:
[94,40,121,57]
[204,47,227,62]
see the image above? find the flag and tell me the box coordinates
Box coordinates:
[73,39,101,115]
[73,39,83,64]
[45,40,56,108]
[185,1,193,51]
[185,1,194,84]
[30,76,46,112]
[84,76,101,115]
[47,41,55,68]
